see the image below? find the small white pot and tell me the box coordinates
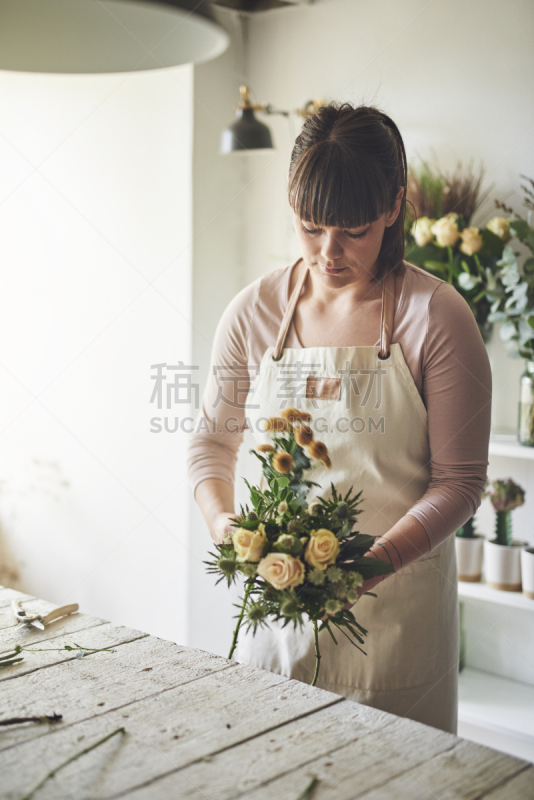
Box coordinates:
[521,547,534,600]
[455,536,483,582]
[484,539,522,592]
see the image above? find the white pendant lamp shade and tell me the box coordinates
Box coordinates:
[0,0,229,74]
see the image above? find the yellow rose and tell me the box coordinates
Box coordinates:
[411,216,435,247]
[431,215,460,247]
[459,226,483,256]
[304,528,340,571]
[232,528,266,563]
[487,216,511,241]
[257,553,305,590]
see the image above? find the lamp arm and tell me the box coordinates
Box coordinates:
[264,104,290,118]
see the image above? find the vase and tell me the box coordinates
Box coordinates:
[518,360,534,446]
[521,546,534,600]
[455,536,483,582]
[484,539,522,591]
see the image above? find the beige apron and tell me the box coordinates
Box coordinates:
[235,262,459,734]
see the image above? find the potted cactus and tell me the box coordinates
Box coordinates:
[455,517,483,582]
[484,478,525,591]
[521,545,534,600]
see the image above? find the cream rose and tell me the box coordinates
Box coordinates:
[304,528,340,571]
[459,226,483,256]
[487,216,511,241]
[431,215,460,247]
[257,553,305,590]
[410,216,435,247]
[232,528,266,563]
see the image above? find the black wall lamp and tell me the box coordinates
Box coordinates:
[221,86,324,154]
[0,0,229,73]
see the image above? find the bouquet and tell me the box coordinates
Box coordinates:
[205,409,394,686]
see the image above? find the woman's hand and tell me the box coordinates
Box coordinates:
[212,512,239,546]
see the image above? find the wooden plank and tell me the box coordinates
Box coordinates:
[0,637,233,752]
[117,701,460,800]
[232,728,530,800]
[0,607,107,651]
[0,664,342,799]
[478,766,534,799]
[0,586,36,609]
[0,621,148,683]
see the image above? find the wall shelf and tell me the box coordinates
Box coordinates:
[458,580,534,611]
[489,434,534,460]
[458,667,534,762]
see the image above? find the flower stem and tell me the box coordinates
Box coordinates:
[228,581,253,661]
[311,618,321,687]
[19,727,125,800]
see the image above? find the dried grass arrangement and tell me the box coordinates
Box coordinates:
[406,159,494,230]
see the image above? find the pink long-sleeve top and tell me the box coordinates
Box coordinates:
[188,260,492,550]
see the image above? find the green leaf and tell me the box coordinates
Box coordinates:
[500,321,518,342]
[458,272,480,291]
[355,556,395,580]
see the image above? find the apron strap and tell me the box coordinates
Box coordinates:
[379,268,396,359]
[272,260,308,361]
[272,261,397,361]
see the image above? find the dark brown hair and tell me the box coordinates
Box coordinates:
[288,102,408,277]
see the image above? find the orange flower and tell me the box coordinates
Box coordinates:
[263,417,289,433]
[272,452,294,474]
[308,441,331,469]
[294,424,313,447]
[258,444,275,453]
[281,408,312,426]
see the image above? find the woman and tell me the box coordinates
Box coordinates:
[188,103,491,734]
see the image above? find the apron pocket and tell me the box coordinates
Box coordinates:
[334,554,443,692]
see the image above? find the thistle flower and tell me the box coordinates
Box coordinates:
[288,518,304,534]
[326,566,343,583]
[308,568,326,586]
[295,424,313,447]
[258,444,275,453]
[334,501,349,520]
[346,588,360,604]
[217,555,238,582]
[308,441,331,468]
[324,599,342,616]
[307,499,323,516]
[346,571,363,589]
[276,533,295,552]
[280,595,301,623]
[272,452,294,475]
[241,562,258,578]
[263,417,289,433]
[246,601,267,629]
[332,580,348,599]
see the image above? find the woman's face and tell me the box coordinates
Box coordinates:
[292,188,403,287]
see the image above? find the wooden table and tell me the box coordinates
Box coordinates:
[1,586,532,800]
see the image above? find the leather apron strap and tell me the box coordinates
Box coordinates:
[272,261,397,361]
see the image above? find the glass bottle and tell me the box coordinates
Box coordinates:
[518,361,534,446]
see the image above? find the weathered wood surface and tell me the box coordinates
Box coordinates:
[0,587,531,800]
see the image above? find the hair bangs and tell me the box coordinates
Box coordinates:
[288,142,391,230]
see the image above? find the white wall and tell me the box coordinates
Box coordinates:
[0,65,194,644]
[188,0,534,656]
